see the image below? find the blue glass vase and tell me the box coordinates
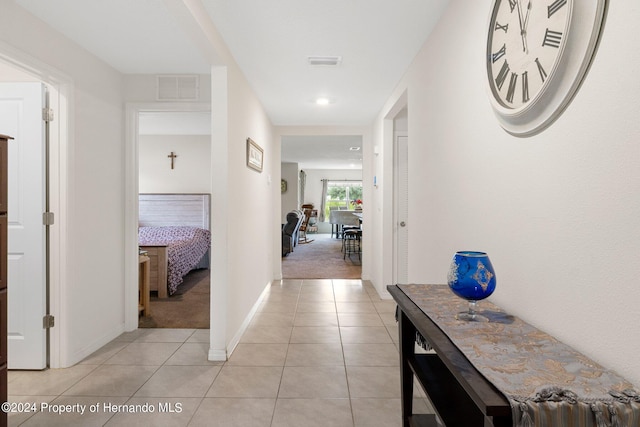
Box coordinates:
[447,251,496,322]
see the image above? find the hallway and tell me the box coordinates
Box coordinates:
[281,234,362,279]
[8,279,434,426]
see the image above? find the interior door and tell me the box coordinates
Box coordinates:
[393,134,409,285]
[0,82,47,369]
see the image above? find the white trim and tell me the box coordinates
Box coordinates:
[208,349,227,361]
[66,322,125,366]
[124,102,211,331]
[208,66,228,359]
[381,90,408,297]
[124,104,140,332]
[0,43,73,368]
[392,131,409,286]
[224,282,271,360]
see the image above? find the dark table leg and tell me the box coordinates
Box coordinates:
[398,309,416,426]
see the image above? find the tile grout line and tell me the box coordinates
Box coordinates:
[269,279,301,427]
[334,280,358,427]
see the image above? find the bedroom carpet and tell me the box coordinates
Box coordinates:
[138,268,209,329]
[281,232,362,279]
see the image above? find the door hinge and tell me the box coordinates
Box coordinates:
[42,107,54,122]
[43,314,55,329]
[43,212,54,226]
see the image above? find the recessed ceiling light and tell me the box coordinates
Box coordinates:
[349,147,361,151]
[316,98,330,106]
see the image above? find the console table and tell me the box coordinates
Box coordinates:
[388,284,512,426]
[388,284,640,427]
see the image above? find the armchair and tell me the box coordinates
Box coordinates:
[282,210,303,256]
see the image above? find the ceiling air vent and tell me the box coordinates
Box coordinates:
[156,75,199,101]
[308,56,342,67]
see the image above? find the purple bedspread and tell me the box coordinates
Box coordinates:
[139,226,211,295]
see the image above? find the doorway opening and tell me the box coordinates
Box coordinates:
[280,134,364,280]
[392,108,408,286]
[380,90,408,289]
[0,55,69,369]
[126,104,212,331]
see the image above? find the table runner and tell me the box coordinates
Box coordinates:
[398,284,640,427]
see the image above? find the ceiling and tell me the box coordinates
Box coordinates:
[13,0,448,168]
[138,112,362,169]
[281,135,362,170]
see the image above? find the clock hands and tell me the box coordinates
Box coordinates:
[523,1,532,29]
[522,1,532,53]
[516,0,526,52]
[516,0,532,53]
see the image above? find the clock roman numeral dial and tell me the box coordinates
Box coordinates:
[494,66,534,105]
[495,22,509,33]
[492,44,507,63]
[488,0,578,112]
[522,71,530,103]
[547,0,567,17]
[542,29,563,48]
[495,60,511,90]
[506,73,518,103]
[486,0,605,135]
[535,58,548,82]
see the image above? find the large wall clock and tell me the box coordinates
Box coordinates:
[486,0,607,136]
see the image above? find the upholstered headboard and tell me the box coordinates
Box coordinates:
[138,193,211,229]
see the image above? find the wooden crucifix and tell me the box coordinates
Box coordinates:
[167,151,178,169]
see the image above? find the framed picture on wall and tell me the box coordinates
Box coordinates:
[246,138,264,172]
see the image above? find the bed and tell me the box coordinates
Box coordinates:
[138,194,211,298]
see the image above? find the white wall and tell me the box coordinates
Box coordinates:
[139,135,211,193]
[221,64,276,354]
[0,61,39,81]
[120,2,280,360]
[0,0,126,367]
[370,0,640,386]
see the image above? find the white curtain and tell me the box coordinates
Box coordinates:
[299,170,306,207]
[319,179,328,222]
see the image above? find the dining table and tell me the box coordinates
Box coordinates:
[329,209,361,238]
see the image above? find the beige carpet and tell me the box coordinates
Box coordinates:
[282,233,362,279]
[138,268,209,329]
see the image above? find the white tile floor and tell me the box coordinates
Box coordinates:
[7,279,434,426]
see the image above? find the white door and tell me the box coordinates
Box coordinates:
[0,82,47,369]
[393,134,409,284]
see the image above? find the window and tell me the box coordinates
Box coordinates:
[324,181,362,220]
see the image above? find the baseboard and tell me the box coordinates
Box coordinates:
[61,322,125,368]
[225,281,271,359]
[208,348,227,362]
